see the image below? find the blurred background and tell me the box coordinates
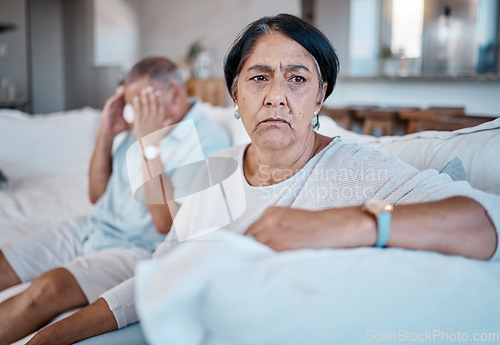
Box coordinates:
[0,0,499,116]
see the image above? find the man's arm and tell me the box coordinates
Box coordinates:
[26,298,117,345]
[138,154,180,233]
[88,133,114,204]
[132,86,183,233]
[89,90,130,203]
[140,168,180,234]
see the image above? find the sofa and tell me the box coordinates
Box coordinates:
[0,104,499,344]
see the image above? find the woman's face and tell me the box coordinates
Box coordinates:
[235,32,326,151]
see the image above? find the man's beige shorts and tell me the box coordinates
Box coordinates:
[2,218,152,302]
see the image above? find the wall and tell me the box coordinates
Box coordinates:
[0,0,29,102]
[315,0,351,76]
[56,0,301,110]
[62,0,125,110]
[316,0,500,116]
[62,0,96,110]
[29,0,65,113]
[136,0,301,78]
[93,0,139,68]
[10,0,500,114]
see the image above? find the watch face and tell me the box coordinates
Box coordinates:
[144,145,159,160]
[365,199,394,214]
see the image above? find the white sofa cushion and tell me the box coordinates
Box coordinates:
[0,107,101,181]
[314,115,500,195]
[372,118,500,194]
[200,102,251,146]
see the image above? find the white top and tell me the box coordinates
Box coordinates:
[103,136,500,328]
[157,137,500,256]
[77,100,231,252]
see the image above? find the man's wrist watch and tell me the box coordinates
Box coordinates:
[143,145,161,161]
[362,199,394,248]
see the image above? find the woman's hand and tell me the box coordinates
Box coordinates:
[244,206,376,251]
[132,86,173,142]
[99,89,130,139]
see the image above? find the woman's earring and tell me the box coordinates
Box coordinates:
[312,112,320,130]
[234,105,240,120]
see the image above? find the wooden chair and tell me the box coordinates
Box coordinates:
[321,105,379,131]
[348,105,379,133]
[357,106,420,136]
[186,78,228,106]
[406,115,497,132]
[399,107,466,134]
[319,107,353,129]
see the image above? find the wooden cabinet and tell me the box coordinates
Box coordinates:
[185,78,228,107]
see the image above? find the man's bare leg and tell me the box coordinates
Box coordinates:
[0,250,22,292]
[0,267,88,345]
[27,298,118,345]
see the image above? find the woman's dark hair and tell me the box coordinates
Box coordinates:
[224,13,339,102]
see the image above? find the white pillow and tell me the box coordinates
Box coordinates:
[0,107,101,180]
[137,230,500,345]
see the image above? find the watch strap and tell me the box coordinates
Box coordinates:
[375,212,391,247]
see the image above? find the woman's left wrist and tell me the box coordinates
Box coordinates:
[358,206,378,247]
[321,207,377,248]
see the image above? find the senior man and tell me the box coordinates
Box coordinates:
[0,56,231,344]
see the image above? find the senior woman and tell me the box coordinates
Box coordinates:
[180,12,497,259]
[27,13,499,345]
